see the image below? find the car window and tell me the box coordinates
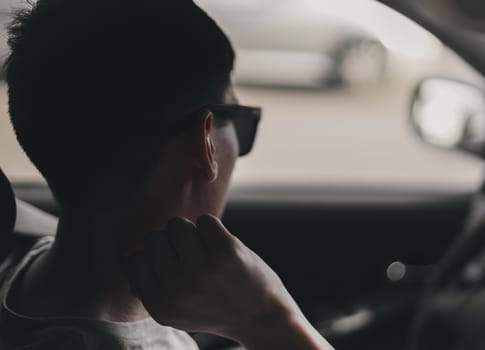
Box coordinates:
[0,0,484,193]
[196,0,485,192]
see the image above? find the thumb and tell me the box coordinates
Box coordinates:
[196,214,238,255]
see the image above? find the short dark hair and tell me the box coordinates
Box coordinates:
[6,0,235,207]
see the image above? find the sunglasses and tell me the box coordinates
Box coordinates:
[209,104,261,157]
[169,104,262,157]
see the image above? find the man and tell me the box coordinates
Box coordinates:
[0,0,333,349]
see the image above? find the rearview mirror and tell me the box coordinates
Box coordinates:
[411,77,485,157]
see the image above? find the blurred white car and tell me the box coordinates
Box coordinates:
[196,0,388,87]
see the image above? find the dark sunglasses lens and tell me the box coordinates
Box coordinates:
[234,117,259,156]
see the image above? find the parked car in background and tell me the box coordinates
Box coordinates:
[195,0,388,87]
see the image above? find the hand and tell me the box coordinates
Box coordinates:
[123,215,332,349]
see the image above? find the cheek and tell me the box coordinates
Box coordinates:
[209,126,238,214]
[215,124,238,174]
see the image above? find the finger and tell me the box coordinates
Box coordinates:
[123,251,161,307]
[166,217,208,270]
[145,230,179,285]
[196,214,238,257]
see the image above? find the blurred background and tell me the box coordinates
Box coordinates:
[0,0,484,192]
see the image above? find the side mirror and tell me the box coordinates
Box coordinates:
[411,77,485,157]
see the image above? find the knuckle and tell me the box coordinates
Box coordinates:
[168,217,195,232]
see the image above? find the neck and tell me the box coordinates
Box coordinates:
[16,208,167,322]
[16,178,195,322]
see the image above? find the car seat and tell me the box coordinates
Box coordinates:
[0,166,15,238]
[0,166,57,267]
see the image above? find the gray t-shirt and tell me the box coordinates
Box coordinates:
[0,236,199,350]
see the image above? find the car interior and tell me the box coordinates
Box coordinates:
[2,0,485,349]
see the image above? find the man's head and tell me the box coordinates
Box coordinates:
[7,0,244,218]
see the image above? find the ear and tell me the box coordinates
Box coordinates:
[192,110,218,183]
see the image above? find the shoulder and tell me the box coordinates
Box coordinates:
[160,327,200,349]
[0,326,123,350]
[0,325,199,350]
